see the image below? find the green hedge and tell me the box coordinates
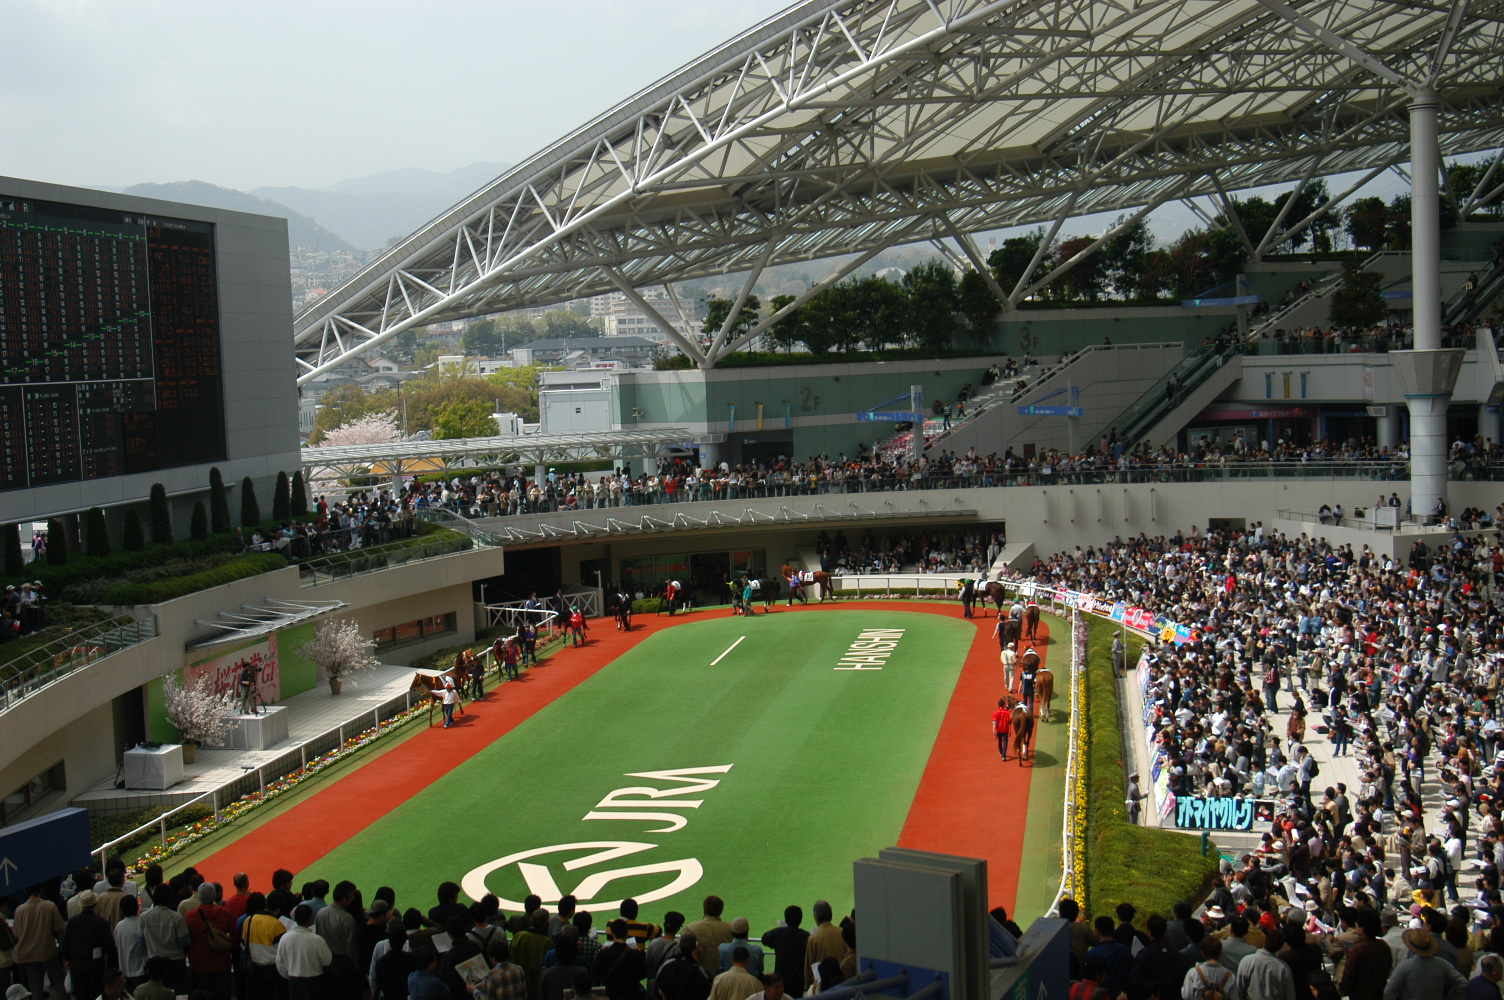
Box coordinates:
[631,598,667,613]
[100,553,288,606]
[1081,615,1220,921]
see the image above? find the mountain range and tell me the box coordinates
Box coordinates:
[123,161,511,252]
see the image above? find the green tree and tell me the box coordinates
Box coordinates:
[957,270,1000,341]
[1221,196,1278,248]
[149,483,173,545]
[1329,260,1387,330]
[1386,195,1412,249]
[241,477,261,528]
[122,510,145,552]
[1,523,22,576]
[190,501,209,541]
[765,294,804,352]
[701,295,763,346]
[46,518,68,566]
[433,399,501,439]
[208,466,232,534]
[272,471,291,520]
[1346,197,1390,252]
[1139,249,1176,301]
[901,260,960,349]
[1271,179,1330,251]
[460,318,507,356]
[85,507,110,558]
[1099,218,1155,301]
[987,229,1046,295]
[539,309,597,339]
[290,470,308,516]
[1045,235,1106,302]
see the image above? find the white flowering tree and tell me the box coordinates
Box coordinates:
[296,617,380,694]
[310,411,402,491]
[161,672,237,748]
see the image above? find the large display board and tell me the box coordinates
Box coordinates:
[0,196,227,493]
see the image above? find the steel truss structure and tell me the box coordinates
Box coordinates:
[300,429,694,481]
[294,0,1504,381]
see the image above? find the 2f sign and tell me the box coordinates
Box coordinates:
[462,842,702,912]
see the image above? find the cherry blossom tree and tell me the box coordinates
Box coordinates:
[161,672,238,746]
[309,411,401,490]
[297,617,380,693]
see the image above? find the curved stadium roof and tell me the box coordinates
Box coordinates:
[294,0,1504,380]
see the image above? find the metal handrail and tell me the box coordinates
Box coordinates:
[1,613,158,715]
[297,528,480,589]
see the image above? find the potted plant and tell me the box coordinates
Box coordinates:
[297,617,379,695]
[160,673,237,763]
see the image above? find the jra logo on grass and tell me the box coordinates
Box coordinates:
[462,765,731,909]
[835,628,905,670]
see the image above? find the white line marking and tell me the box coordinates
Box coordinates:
[710,636,746,666]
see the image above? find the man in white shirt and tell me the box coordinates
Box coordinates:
[277,904,332,1000]
[113,894,149,990]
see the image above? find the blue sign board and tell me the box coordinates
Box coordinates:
[0,807,91,890]
[858,411,924,422]
[1181,294,1262,308]
[1381,290,1413,299]
[1017,405,1084,417]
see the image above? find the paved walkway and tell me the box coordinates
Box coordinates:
[77,662,420,816]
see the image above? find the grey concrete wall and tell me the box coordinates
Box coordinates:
[0,176,301,529]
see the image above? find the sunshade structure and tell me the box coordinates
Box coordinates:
[300,429,696,482]
[292,0,1504,381]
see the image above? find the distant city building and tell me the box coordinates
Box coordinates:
[589,288,701,343]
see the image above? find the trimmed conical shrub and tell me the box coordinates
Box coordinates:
[122,511,145,552]
[149,483,172,544]
[240,477,261,527]
[209,466,232,534]
[190,501,209,541]
[85,507,111,557]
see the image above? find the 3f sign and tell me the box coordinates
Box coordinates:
[461,841,703,911]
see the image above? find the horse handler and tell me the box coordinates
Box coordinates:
[991,696,1013,761]
[958,578,976,618]
[569,605,588,647]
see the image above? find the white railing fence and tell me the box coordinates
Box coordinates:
[1047,608,1089,916]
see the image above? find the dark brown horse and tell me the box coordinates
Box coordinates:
[1024,603,1042,639]
[998,618,1022,647]
[411,667,466,727]
[781,565,835,604]
[1010,701,1035,763]
[981,581,1010,617]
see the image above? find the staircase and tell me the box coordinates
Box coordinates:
[873,359,1056,462]
[1249,251,1410,339]
[1091,346,1243,452]
[1443,242,1504,327]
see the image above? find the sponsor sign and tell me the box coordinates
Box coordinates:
[186,636,280,705]
[1175,796,1255,831]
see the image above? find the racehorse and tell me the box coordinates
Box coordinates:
[980,581,1010,617]
[1024,602,1043,639]
[747,576,782,613]
[410,667,467,727]
[998,618,1023,648]
[1010,701,1035,763]
[781,564,835,604]
[1035,665,1055,722]
[613,591,634,631]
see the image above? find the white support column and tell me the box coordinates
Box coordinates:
[1411,90,1443,353]
[1397,87,1460,524]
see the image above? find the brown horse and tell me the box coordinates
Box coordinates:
[781,564,835,604]
[1010,701,1035,763]
[1035,666,1055,723]
[1024,603,1042,639]
[410,667,467,727]
[998,618,1022,648]
[981,581,1010,617]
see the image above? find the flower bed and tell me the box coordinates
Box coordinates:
[1080,615,1220,917]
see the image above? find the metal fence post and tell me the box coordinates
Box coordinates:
[159,815,168,851]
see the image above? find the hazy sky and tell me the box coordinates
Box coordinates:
[0,0,794,191]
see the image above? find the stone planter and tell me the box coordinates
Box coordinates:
[329,677,343,696]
